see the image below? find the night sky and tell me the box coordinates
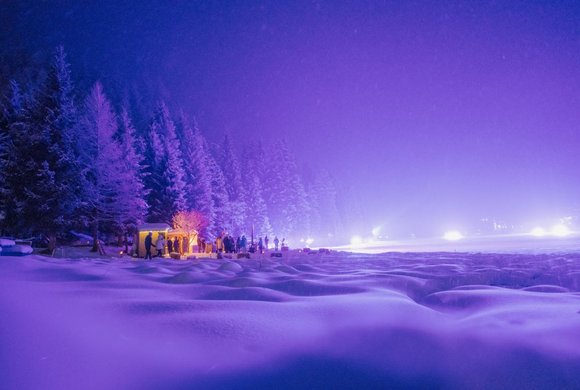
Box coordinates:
[3,0,580,237]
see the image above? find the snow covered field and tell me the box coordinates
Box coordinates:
[1,250,579,389]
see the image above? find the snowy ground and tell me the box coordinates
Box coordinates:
[1,250,579,389]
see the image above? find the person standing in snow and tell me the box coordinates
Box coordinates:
[144,232,153,259]
[167,237,173,253]
[216,236,223,253]
[274,236,280,251]
[258,237,263,253]
[182,236,188,254]
[173,236,180,255]
[197,236,203,253]
[264,235,269,250]
[241,235,247,252]
[155,234,165,257]
[223,235,231,253]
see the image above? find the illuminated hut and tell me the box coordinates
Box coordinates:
[166,228,198,257]
[134,223,199,258]
[134,223,170,258]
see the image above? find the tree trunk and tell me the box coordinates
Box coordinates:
[91,219,99,252]
[47,233,57,255]
[124,232,129,254]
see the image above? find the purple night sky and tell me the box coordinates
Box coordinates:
[3,0,580,237]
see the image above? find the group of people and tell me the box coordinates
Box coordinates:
[143,231,285,259]
[214,234,283,254]
[143,233,188,260]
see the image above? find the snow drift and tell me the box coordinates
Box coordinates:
[0,251,579,389]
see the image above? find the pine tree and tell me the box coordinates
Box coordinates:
[177,117,215,237]
[0,81,20,232]
[82,81,126,251]
[176,117,232,238]
[174,113,196,209]
[304,179,322,241]
[143,102,186,223]
[0,129,6,227]
[207,152,231,236]
[16,47,84,252]
[0,80,43,236]
[117,107,148,239]
[219,133,247,236]
[309,169,341,244]
[242,142,272,238]
[263,139,309,240]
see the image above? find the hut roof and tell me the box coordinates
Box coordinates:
[137,223,171,231]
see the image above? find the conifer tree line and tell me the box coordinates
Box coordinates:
[0,47,352,251]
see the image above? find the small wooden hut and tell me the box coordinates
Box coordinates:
[134,223,170,258]
[134,223,199,258]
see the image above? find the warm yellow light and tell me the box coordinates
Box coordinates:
[551,224,571,237]
[350,236,363,247]
[530,227,546,237]
[443,230,463,241]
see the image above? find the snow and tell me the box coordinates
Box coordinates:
[0,251,579,389]
[0,238,16,246]
[0,244,33,256]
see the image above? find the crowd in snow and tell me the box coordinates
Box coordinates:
[143,232,285,259]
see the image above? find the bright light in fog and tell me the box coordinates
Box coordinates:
[531,227,547,237]
[306,238,314,245]
[350,236,363,246]
[371,226,381,237]
[551,224,571,237]
[443,231,464,241]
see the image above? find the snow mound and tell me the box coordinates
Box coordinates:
[199,287,290,302]
[0,238,16,246]
[263,279,367,296]
[217,261,244,273]
[163,271,202,284]
[0,251,579,389]
[522,285,570,293]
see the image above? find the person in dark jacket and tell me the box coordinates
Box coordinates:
[182,236,188,254]
[173,236,180,255]
[144,232,153,259]
[241,235,247,253]
[258,237,263,253]
[167,238,173,253]
[223,235,230,253]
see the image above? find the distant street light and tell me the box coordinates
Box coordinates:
[443,230,463,241]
